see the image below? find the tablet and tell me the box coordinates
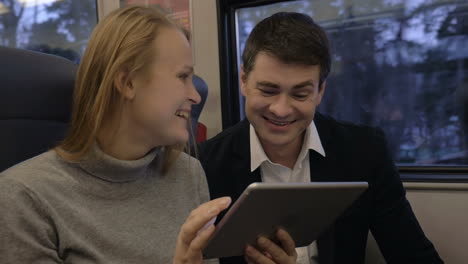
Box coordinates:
[203,182,368,259]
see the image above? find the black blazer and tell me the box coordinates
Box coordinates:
[198,113,443,264]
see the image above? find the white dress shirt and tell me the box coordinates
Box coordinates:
[250,122,326,264]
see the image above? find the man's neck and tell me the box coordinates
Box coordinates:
[261,134,305,169]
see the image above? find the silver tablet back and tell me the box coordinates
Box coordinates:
[203,182,368,259]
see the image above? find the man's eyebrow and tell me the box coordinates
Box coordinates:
[292,80,316,89]
[256,81,280,89]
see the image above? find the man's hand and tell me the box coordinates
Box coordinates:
[244,229,297,264]
[173,197,231,264]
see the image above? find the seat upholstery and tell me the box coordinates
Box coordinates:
[190,74,208,144]
[0,46,208,171]
[0,46,77,172]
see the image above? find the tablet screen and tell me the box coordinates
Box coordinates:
[203,182,368,259]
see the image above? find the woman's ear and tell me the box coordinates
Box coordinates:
[114,71,136,100]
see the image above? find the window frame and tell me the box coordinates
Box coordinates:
[216,0,468,182]
[217,0,297,129]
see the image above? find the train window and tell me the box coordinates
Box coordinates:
[0,0,98,63]
[119,0,191,30]
[219,0,468,172]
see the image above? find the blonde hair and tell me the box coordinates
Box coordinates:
[56,5,189,172]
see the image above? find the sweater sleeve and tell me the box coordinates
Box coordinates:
[0,176,62,264]
[194,160,220,264]
[195,158,210,205]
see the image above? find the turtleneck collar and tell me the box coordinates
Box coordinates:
[78,144,161,183]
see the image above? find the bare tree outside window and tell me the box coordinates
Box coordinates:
[0,0,97,63]
[236,0,468,166]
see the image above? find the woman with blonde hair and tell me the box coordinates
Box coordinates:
[0,6,231,263]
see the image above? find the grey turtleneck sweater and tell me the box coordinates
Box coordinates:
[0,146,216,264]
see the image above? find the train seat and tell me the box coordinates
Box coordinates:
[0,46,76,172]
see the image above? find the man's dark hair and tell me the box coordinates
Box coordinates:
[242,12,331,85]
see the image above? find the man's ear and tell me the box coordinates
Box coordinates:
[317,80,327,104]
[240,65,248,96]
[114,71,136,100]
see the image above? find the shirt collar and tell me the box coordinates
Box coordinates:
[250,121,326,172]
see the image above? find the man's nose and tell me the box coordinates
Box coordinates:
[269,94,292,118]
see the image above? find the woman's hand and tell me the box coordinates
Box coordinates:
[173,197,231,264]
[244,229,297,264]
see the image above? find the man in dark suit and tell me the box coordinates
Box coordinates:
[198,12,443,264]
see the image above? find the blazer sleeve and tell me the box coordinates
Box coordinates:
[369,128,443,263]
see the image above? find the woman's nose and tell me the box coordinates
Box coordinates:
[188,78,201,104]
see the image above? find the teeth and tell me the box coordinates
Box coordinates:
[272,122,288,126]
[175,111,189,119]
[269,119,292,126]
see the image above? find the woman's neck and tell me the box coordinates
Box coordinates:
[97,114,152,161]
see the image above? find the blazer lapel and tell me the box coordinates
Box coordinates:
[309,149,337,264]
[234,116,338,263]
[311,114,338,264]
[232,120,262,199]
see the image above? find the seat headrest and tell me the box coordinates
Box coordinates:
[0,46,77,122]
